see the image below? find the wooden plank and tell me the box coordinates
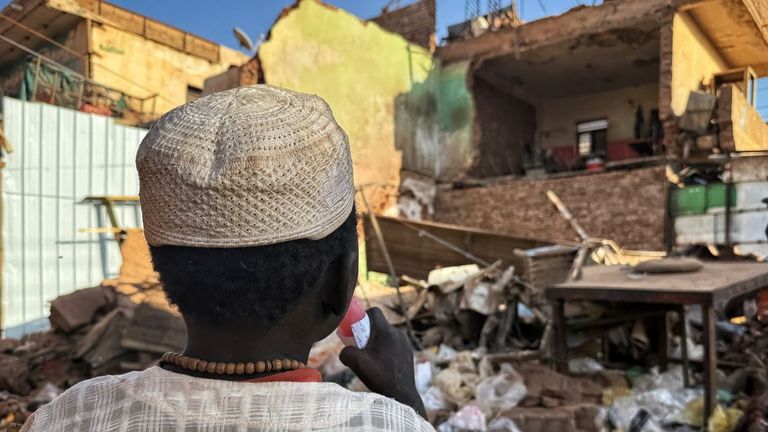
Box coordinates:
[702,303,717,422]
[550,262,768,295]
[363,215,549,280]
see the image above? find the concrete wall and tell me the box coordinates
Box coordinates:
[258,0,434,210]
[395,61,474,181]
[433,166,668,250]
[90,23,247,116]
[670,12,728,116]
[537,82,659,150]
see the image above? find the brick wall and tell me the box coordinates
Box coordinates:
[657,14,678,158]
[469,77,535,177]
[433,166,668,250]
[371,0,435,49]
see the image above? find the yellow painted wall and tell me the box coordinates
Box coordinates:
[258,0,433,207]
[90,24,248,115]
[537,83,659,149]
[670,12,729,116]
[728,85,768,151]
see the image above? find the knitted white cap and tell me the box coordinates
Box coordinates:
[136,85,355,248]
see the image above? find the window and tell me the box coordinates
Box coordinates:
[576,119,608,156]
[186,85,202,103]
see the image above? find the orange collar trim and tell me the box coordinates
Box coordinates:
[244,368,322,383]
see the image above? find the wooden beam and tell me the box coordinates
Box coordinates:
[677,0,723,12]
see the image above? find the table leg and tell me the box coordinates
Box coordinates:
[678,307,690,388]
[702,303,717,424]
[657,313,669,372]
[553,299,567,373]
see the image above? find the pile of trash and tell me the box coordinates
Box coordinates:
[415,349,607,431]
[347,257,768,431]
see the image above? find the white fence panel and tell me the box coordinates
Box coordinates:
[1,97,147,336]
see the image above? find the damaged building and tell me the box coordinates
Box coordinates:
[0,0,248,124]
[394,0,768,252]
[203,0,437,211]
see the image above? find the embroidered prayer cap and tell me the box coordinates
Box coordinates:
[136,85,355,247]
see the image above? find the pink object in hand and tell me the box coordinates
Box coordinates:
[337,298,370,349]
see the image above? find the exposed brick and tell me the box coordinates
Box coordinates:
[433,166,667,250]
[469,77,535,177]
[371,0,435,49]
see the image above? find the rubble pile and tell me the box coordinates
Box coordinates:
[412,348,609,432]
[0,232,183,431]
[0,229,767,431]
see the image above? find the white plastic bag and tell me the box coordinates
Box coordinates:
[487,417,522,432]
[475,364,526,417]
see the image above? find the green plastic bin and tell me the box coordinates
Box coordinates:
[705,183,737,211]
[673,185,707,216]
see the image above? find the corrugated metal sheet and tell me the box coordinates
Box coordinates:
[1,97,147,335]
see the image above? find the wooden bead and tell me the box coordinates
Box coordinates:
[161,353,306,375]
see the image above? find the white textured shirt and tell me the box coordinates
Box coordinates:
[22,366,435,432]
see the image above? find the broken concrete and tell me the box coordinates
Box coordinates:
[49,286,114,333]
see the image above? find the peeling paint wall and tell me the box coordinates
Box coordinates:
[394,61,474,180]
[258,0,433,207]
[670,12,728,116]
[90,24,247,116]
[537,83,659,149]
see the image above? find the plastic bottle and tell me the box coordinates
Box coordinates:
[337,298,370,349]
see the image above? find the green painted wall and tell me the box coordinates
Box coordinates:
[395,60,475,180]
[259,0,434,208]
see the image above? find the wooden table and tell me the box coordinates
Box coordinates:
[546,262,768,422]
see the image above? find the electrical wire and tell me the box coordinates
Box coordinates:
[0,13,178,107]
